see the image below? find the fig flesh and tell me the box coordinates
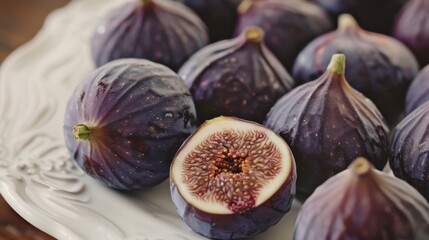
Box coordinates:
[64,59,197,190]
[170,116,296,239]
[179,27,294,124]
[391,101,429,201]
[292,14,419,125]
[265,54,389,200]
[294,158,429,240]
[405,65,429,115]
[91,0,208,71]
[394,0,429,67]
[235,0,333,70]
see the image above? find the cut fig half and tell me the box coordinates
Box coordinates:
[170,116,296,239]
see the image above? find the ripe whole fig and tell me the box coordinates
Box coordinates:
[91,0,208,71]
[293,14,419,125]
[391,101,429,201]
[311,0,409,34]
[179,27,294,124]
[170,116,296,239]
[64,59,197,190]
[174,0,238,42]
[405,65,429,115]
[394,0,429,67]
[294,158,429,240]
[235,0,333,70]
[265,54,389,200]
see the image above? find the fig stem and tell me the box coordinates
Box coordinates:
[327,54,346,75]
[238,0,253,14]
[338,14,360,30]
[351,158,371,175]
[141,0,151,5]
[245,27,264,42]
[73,124,92,140]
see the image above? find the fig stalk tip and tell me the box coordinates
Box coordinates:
[245,27,264,42]
[338,14,359,30]
[238,0,253,14]
[141,0,151,5]
[351,157,371,175]
[327,54,346,75]
[73,124,92,140]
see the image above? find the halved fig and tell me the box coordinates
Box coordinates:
[170,116,296,239]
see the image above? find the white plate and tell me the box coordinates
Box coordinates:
[0,0,301,239]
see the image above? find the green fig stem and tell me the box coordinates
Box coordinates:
[73,124,92,140]
[351,158,371,176]
[327,54,346,75]
[245,27,264,42]
[238,0,253,14]
[338,14,360,31]
[141,0,151,5]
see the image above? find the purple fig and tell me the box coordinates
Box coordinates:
[179,27,294,124]
[265,54,389,200]
[405,65,429,114]
[91,0,209,71]
[174,0,238,42]
[235,0,333,70]
[293,14,419,125]
[311,0,409,34]
[394,0,429,67]
[294,158,429,240]
[170,116,296,239]
[391,100,429,201]
[64,59,197,190]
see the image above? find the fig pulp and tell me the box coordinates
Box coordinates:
[235,0,333,70]
[170,116,296,239]
[293,14,419,125]
[405,65,429,114]
[64,59,197,190]
[294,158,429,240]
[311,0,409,34]
[391,101,429,201]
[91,0,208,71]
[179,27,294,124]
[394,0,429,67]
[174,0,238,42]
[265,54,389,200]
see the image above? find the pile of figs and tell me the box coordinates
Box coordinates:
[63,0,429,239]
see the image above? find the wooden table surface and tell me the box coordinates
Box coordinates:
[0,0,70,239]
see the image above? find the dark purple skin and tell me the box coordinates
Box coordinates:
[311,0,409,34]
[294,159,429,240]
[391,101,429,202]
[394,0,429,67]
[292,15,419,125]
[174,0,238,42]
[235,0,333,71]
[64,59,197,190]
[91,0,208,71]
[179,27,294,124]
[405,65,429,114]
[265,56,389,200]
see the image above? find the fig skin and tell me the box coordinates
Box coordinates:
[179,27,294,124]
[265,54,390,200]
[235,0,333,71]
[292,14,419,125]
[91,0,209,71]
[170,116,297,239]
[294,158,429,240]
[394,0,429,67]
[64,59,197,190]
[405,65,429,115]
[391,101,429,201]
[311,0,409,34]
[174,0,238,42]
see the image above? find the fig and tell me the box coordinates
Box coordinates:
[394,0,429,67]
[235,0,333,70]
[174,0,238,42]
[91,0,209,71]
[292,14,419,125]
[170,116,296,239]
[179,27,294,124]
[64,59,197,190]
[265,54,389,200]
[294,158,429,240]
[311,0,409,34]
[405,65,429,115]
[391,101,429,201]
